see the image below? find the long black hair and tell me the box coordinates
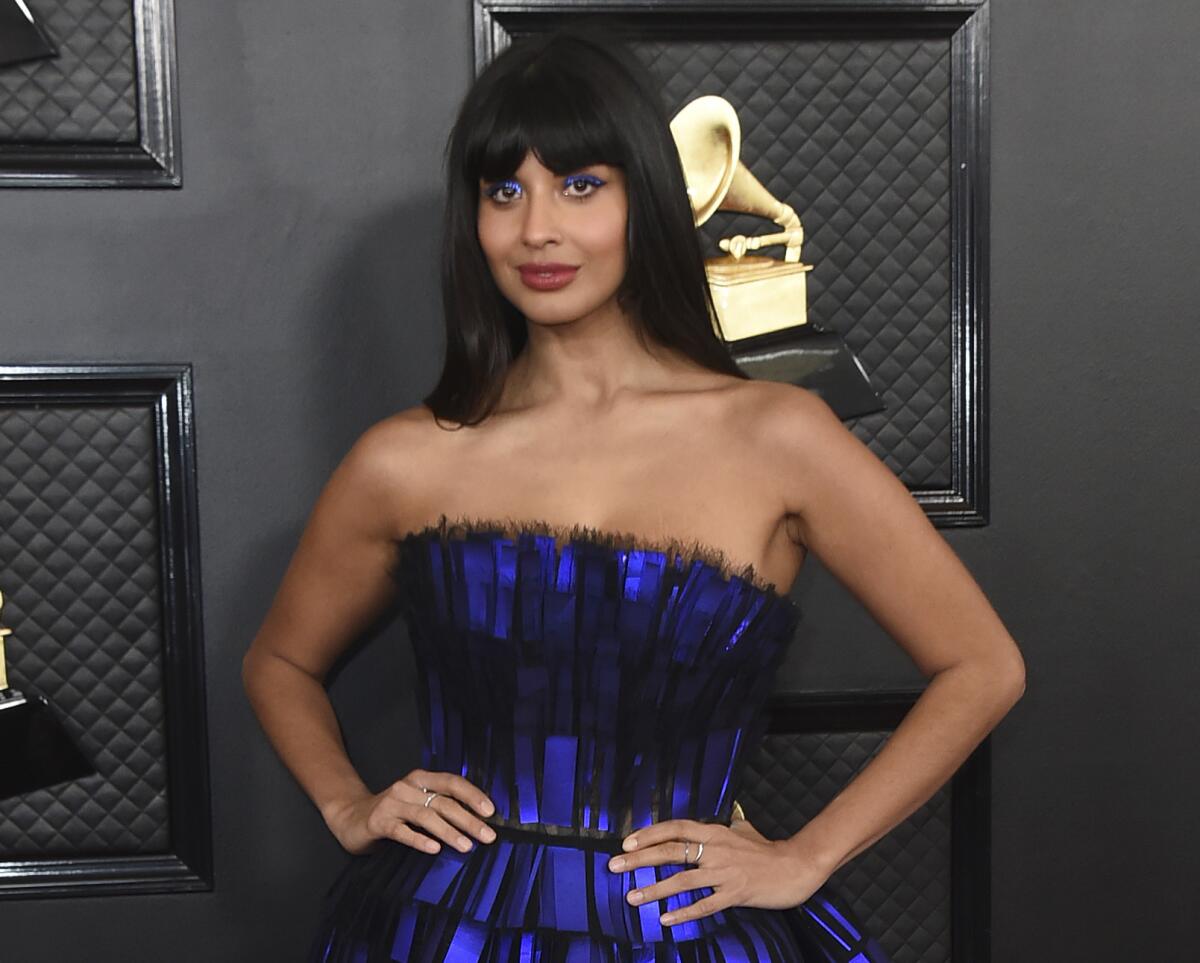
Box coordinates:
[425,20,748,427]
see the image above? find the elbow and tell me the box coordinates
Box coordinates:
[241,642,325,695]
[241,645,267,699]
[994,648,1026,707]
[240,649,256,698]
[939,646,1025,709]
[1004,670,1026,707]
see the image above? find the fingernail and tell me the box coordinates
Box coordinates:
[623,836,638,851]
[482,801,495,815]
[608,857,625,872]
[661,913,674,925]
[627,889,642,904]
[482,827,496,842]
[457,836,472,851]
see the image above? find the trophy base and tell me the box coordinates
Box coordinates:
[731,322,886,421]
[0,0,58,69]
[0,688,97,800]
[705,256,813,341]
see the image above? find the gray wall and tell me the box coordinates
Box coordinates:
[2,1,1196,959]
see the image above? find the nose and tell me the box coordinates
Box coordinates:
[520,187,561,247]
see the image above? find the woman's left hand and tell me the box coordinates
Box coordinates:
[607,817,831,926]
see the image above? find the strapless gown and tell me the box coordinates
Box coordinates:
[307,515,892,962]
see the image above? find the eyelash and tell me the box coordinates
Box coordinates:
[483,174,604,204]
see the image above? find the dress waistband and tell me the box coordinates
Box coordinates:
[481,813,733,854]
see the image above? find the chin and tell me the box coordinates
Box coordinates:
[504,290,588,323]
[520,306,589,326]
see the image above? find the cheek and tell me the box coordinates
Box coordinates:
[477,203,513,242]
[578,207,628,262]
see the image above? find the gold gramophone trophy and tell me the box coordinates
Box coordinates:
[669,94,811,341]
[0,586,95,800]
[669,95,883,418]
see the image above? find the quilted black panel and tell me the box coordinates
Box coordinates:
[743,730,952,963]
[631,37,952,488]
[0,404,170,856]
[0,0,139,143]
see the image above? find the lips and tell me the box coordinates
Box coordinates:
[518,263,578,275]
[517,263,579,291]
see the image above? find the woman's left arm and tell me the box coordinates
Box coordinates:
[605,385,1025,923]
[769,385,1026,877]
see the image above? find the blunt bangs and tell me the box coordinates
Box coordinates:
[462,45,631,187]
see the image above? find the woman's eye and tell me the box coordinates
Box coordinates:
[483,180,521,203]
[483,173,603,204]
[564,174,603,198]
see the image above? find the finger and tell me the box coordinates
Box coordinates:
[401,768,434,790]
[446,772,497,818]
[364,800,443,854]
[659,889,732,927]
[416,791,497,846]
[390,777,431,804]
[621,819,705,853]
[406,796,483,853]
[624,867,710,908]
[610,828,720,873]
[608,836,695,873]
[407,769,495,818]
[399,772,498,845]
[388,819,445,854]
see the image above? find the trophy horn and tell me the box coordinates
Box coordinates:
[669,95,742,227]
[669,95,803,262]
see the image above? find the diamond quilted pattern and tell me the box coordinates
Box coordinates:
[0,0,138,142]
[632,38,952,487]
[743,730,952,963]
[0,405,169,855]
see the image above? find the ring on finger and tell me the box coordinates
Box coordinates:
[423,791,442,808]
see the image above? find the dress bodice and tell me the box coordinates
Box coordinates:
[391,513,803,847]
[309,513,894,962]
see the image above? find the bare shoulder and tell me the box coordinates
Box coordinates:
[727,377,835,421]
[722,379,843,462]
[721,379,879,532]
[332,402,455,533]
[353,400,447,452]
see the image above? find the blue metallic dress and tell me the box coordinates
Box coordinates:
[308,515,892,963]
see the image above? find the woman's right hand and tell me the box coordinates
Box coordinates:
[323,768,499,857]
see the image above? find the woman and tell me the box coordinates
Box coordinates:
[242,23,1026,962]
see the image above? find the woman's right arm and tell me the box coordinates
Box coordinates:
[240,419,495,855]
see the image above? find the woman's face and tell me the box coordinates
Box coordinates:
[476,150,629,327]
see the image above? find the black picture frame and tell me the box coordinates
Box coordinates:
[0,0,182,188]
[0,364,210,898]
[474,0,991,526]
